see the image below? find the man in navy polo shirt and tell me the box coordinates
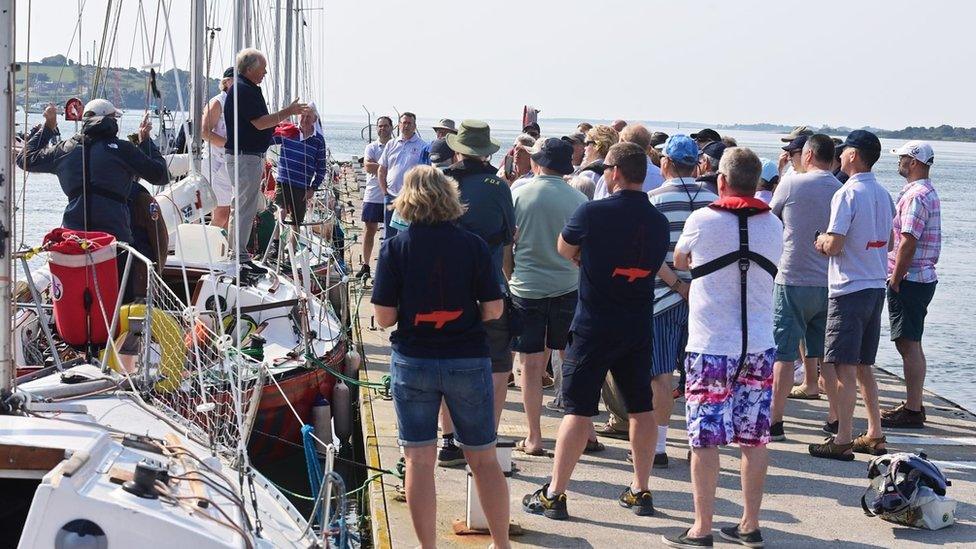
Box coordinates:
[523,143,670,520]
[224,48,307,272]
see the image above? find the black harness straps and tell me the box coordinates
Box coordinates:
[689,206,777,382]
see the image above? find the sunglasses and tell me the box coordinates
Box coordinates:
[584,141,596,146]
[604,163,617,170]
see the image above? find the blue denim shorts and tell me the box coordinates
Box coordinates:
[390,351,496,450]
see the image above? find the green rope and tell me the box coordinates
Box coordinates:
[270,472,387,502]
[305,353,389,394]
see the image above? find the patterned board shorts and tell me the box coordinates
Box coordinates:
[685,348,775,448]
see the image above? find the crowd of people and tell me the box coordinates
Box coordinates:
[364,114,942,548]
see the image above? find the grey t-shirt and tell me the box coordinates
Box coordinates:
[825,172,895,297]
[770,169,843,287]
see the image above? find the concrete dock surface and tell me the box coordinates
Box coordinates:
[337,166,975,548]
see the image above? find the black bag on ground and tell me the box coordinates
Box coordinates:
[861,451,956,530]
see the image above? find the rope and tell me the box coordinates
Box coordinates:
[301,424,324,519]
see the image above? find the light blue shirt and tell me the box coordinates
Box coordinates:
[379,133,427,196]
[593,158,664,199]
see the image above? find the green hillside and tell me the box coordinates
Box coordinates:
[15,55,221,111]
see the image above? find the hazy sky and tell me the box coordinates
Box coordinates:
[16,0,976,129]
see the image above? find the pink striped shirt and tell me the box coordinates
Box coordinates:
[889,179,941,283]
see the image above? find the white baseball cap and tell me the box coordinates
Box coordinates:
[82,98,119,118]
[890,140,934,165]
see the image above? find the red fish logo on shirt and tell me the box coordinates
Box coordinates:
[612,267,653,283]
[414,310,463,329]
[865,241,887,249]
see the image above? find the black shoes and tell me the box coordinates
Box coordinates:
[770,421,785,442]
[355,264,371,280]
[881,402,926,428]
[522,483,569,520]
[719,525,764,548]
[436,437,466,467]
[618,487,655,516]
[663,528,714,548]
[625,451,669,468]
[822,420,839,435]
[241,259,268,275]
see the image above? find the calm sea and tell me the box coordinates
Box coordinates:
[15,112,976,412]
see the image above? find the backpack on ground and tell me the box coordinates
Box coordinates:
[861,451,956,530]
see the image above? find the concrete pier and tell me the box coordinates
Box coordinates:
[337,165,975,548]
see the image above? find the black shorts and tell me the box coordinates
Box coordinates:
[824,288,885,366]
[888,280,936,342]
[561,331,654,417]
[361,202,384,223]
[485,301,513,373]
[275,184,308,225]
[510,291,577,353]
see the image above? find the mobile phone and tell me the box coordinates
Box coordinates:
[814,230,822,243]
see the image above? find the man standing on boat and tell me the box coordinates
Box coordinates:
[224,48,308,273]
[357,116,393,280]
[809,130,894,460]
[882,141,941,429]
[522,143,669,520]
[378,112,427,239]
[664,147,782,548]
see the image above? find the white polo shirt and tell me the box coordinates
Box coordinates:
[379,133,427,196]
[362,139,386,204]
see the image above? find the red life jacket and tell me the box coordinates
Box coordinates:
[689,196,778,379]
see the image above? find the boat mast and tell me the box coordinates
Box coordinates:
[189,0,206,174]
[283,0,293,102]
[271,0,281,107]
[0,0,14,392]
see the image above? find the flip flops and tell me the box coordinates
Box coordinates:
[788,387,821,400]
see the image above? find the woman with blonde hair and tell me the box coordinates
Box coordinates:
[577,124,619,187]
[371,165,511,549]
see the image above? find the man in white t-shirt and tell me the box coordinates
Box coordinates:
[809,130,895,461]
[663,147,783,549]
[357,116,393,279]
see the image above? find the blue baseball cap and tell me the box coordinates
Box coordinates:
[701,141,727,162]
[530,137,575,175]
[760,159,779,183]
[662,134,699,167]
[836,129,881,153]
[427,138,455,167]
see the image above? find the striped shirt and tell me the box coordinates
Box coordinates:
[647,178,718,314]
[889,178,941,283]
[273,132,327,189]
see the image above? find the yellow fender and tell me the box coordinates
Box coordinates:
[104,304,186,392]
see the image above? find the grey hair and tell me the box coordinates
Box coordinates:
[236,48,267,75]
[514,133,537,148]
[718,147,762,194]
[702,154,721,172]
[568,175,595,200]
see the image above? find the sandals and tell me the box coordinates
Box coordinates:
[808,437,854,461]
[788,387,820,400]
[515,439,546,457]
[852,433,887,455]
[584,439,605,453]
[595,423,630,440]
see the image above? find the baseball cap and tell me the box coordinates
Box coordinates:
[427,138,455,167]
[760,159,779,183]
[561,132,585,146]
[529,137,574,175]
[82,98,119,118]
[781,134,809,153]
[781,125,814,142]
[649,131,669,148]
[689,128,720,143]
[701,141,727,162]
[223,67,235,78]
[523,122,541,133]
[662,134,699,166]
[836,130,882,153]
[890,140,934,165]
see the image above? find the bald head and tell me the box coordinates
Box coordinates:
[619,124,652,152]
[611,119,627,132]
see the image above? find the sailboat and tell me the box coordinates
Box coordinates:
[2,0,354,546]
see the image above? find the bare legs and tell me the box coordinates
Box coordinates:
[361,221,379,269]
[403,445,510,549]
[895,339,927,410]
[549,412,655,495]
[211,205,230,231]
[492,372,509,428]
[821,363,840,424]
[519,351,547,453]
[857,367,884,441]
[830,363,884,445]
[687,444,768,538]
[770,360,794,424]
[651,373,673,449]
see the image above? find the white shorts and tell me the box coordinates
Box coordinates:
[204,154,233,207]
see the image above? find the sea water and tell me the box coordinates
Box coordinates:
[14,112,976,412]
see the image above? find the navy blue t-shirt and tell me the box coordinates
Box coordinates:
[371,222,504,358]
[561,189,669,337]
[224,75,273,155]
